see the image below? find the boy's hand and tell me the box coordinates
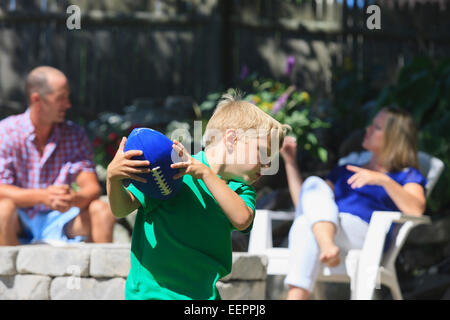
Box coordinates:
[170,140,211,180]
[107,137,151,184]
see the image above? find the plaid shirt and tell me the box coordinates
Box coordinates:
[0,109,96,219]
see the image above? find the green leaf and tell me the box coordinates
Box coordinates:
[260,91,274,102]
[71,182,80,192]
[206,93,221,101]
[409,82,439,125]
[307,133,318,145]
[311,119,331,129]
[318,147,328,163]
[286,110,310,127]
[259,81,273,91]
[199,101,216,111]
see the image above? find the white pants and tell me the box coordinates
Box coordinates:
[284,176,369,292]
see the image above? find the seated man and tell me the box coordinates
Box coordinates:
[0,66,116,245]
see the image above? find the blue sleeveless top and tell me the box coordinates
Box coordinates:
[326,165,427,224]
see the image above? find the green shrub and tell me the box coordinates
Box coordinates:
[198,75,330,164]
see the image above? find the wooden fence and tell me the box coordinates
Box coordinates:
[0,0,449,120]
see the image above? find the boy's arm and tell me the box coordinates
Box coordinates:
[106,178,141,218]
[171,140,253,231]
[202,173,253,231]
[106,137,151,218]
[173,162,252,231]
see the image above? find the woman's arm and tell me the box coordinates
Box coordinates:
[284,159,303,207]
[346,165,426,216]
[381,180,426,216]
[280,137,303,207]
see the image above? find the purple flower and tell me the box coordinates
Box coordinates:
[272,85,296,114]
[272,93,289,114]
[285,56,296,76]
[239,65,249,80]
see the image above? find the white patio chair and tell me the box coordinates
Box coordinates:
[248,151,444,300]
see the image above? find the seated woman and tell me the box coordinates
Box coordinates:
[280,107,427,300]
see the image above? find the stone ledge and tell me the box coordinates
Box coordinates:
[0,247,19,276]
[90,247,130,278]
[221,253,268,281]
[50,277,126,300]
[216,280,266,300]
[16,245,91,277]
[0,243,267,300]
[0,275,51,300]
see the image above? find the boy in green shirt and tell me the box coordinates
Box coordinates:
[106,92,290,299]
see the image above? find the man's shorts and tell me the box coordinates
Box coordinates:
[17,207,86,245]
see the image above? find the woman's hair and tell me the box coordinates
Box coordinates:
[380,106,419,172]
[204,89,291,149]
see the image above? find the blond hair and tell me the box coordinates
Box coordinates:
[380,106,419,172]
[204,90,291,149]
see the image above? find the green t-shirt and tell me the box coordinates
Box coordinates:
[125,151,256,300]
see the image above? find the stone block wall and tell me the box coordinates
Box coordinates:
[0,244,267,300]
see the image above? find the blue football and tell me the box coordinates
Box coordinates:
[123,128,182,200]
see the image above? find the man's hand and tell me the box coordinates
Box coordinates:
[107,137,152,184]
[170,140,212,180]
[43,184,74,212]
